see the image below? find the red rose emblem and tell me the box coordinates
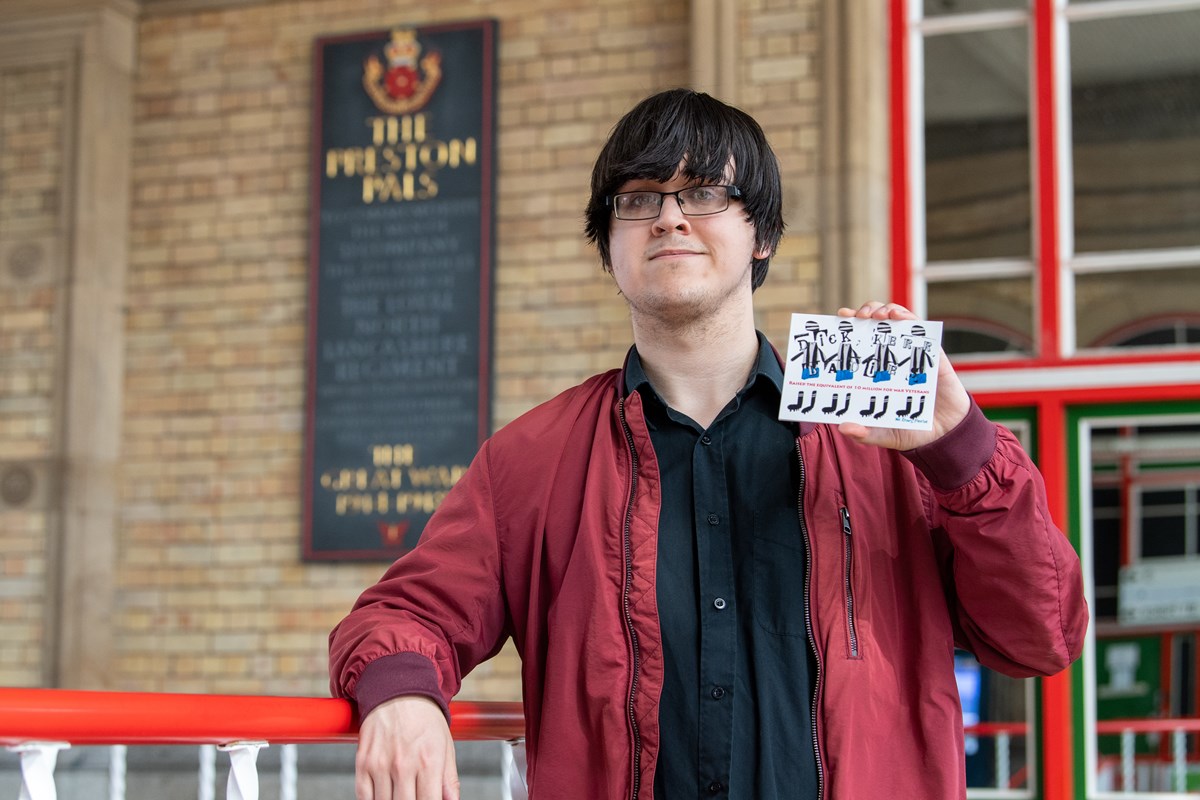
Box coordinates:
[385,65,419,99]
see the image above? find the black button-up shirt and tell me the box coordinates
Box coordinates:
[626,334,819,800]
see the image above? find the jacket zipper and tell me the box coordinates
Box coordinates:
[841,507,859,658]
[797,444,826,800]
[618,399,643,800]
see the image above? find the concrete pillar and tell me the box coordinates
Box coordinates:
[0,0,136,689]
[690,0,740,104]
[818,0,891,309]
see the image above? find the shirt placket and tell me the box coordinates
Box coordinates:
[694,422,735,798]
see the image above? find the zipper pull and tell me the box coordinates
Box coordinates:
[840,507,852,535]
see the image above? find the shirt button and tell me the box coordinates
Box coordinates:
[710,686,725,700]
[708,781,724,794]
[713,597,726,610]
[707,513,720,525]
[700,434,712,445]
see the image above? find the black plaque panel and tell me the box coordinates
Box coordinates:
[304,20,496,560]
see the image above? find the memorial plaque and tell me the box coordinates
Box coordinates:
[304,20,496,560]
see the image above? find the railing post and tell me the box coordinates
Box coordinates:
[995,730,1010,790]
[502,740,527,800]
[198,744,216,800]
[279,743,297,800]
[219,741,268,800]
[1121,728,1135,793]
[1172,727,1186,794]
[108,744,126,800]
[7,742,70,800]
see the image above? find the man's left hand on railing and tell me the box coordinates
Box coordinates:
[355,695,460,800]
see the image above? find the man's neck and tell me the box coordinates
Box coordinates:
[631,312,760,429]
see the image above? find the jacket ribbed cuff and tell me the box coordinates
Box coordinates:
[354,652,450,722]
[902,400,997,492]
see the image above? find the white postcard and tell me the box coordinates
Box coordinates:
[778,313,943,430]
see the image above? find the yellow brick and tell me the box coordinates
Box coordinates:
[54,0,819,702]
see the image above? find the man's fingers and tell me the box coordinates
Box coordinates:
[355,696,456,800]
[355,763,380,800]
[442,737,460,800]
[356,774,396,800]
[416,763,444,800]
[837,302,916,320]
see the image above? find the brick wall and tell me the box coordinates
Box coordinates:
[740,0,823,339]
[115,0,823,700]
[0,61,68,687]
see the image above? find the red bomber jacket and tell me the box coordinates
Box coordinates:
[329,367,1089,799]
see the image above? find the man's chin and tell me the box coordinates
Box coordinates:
[628,290,725,326]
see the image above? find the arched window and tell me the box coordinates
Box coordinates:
[1091,315,1200,349]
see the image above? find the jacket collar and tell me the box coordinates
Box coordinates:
[616,333,816,437]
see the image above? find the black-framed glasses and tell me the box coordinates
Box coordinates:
[606,185,743,220]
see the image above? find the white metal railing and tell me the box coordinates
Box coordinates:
[1095,718,1200,796]
[7,742,529,800]
[963,722,1033,798]
[13,690,1194,798]
[0,689,527,800]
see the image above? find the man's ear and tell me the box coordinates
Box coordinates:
[753,243,773,260]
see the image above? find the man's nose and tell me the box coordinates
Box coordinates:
[652,194,691,233]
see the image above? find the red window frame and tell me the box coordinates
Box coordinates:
[889,2,1200,798]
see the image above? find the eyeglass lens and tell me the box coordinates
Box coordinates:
[612,186,733,220]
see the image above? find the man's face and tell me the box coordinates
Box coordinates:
[606,162,766,326]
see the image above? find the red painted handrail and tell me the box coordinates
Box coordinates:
[6,689,1192,754]
[964,722,1029,736]
[1095,718,1200,735]
[0,688,525,746]
[964,719,1200,737]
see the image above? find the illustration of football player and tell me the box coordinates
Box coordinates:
[861,321,900,383]
[901,324,936,386]
[790,319,834,380]
[832,320,860,382]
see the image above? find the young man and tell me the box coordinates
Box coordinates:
[329,89,1089,800]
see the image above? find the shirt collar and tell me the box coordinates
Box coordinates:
[624,331,784,399]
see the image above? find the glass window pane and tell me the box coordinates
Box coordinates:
[1117,321,1200,348]
[1142,489,1186,507]
[1084,412,1200,795]
[1075,266,1200,349]
[924,0,1027,16]
[923,27,1031,262]
[928,276,1033,357]
[1070,11,1200,252]
[1092,516,1120,611]
[1175,635,1197,717]
[1141,515,1187,558]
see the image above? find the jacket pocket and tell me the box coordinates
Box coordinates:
[752,513,808,637]
[840,506,862,659]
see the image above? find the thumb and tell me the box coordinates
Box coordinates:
[837,421,873,444]
[837,421,905,451]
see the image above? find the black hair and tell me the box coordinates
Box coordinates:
[583,88,784,290]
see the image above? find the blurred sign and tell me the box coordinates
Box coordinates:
[1095,635,1160,757]
[1118,560,1200,624]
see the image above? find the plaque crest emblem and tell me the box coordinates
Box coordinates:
[363,29,442,115]
[377,520,410,546]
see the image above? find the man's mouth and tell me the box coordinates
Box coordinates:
[649,249,703,260]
